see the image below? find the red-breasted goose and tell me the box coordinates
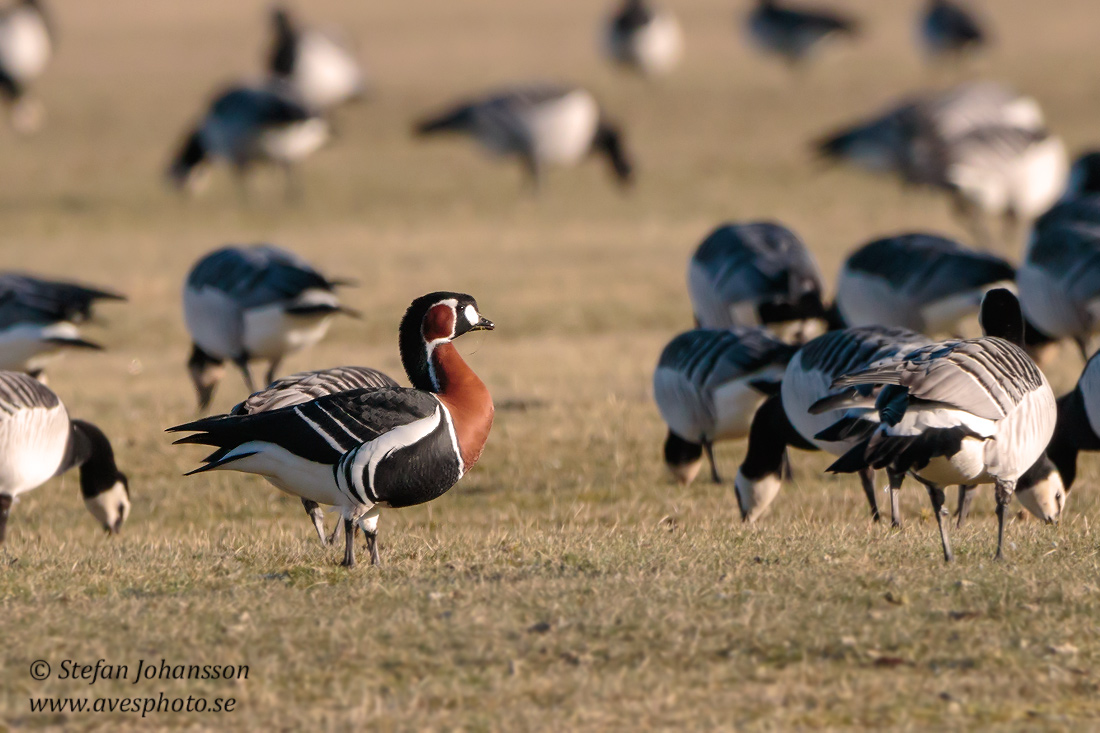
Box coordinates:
[229,365,399,544]
[820,289,1059,562]
[169,292,495,568]
[168,84,329,199]
[183,244,358,411]
[0,371,129,543]
[267,6,365,111]
[745,0,858,66]
[604,0,682,77]
[735,326,932,524]
[919,0,986,61]
[654,327,795,485]
[688,222,827,341]
[0,273,125,381]
[414,84,633,191]
[0,0,51,133]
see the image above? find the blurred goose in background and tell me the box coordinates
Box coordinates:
[0,273,124,380]
[0,371,129,544]
[0,0,51,134]
[230,365,399,544]
[735,325,931,523]
[170,292,496,569]
[817,82,1066,248]
[653,327,794,486]
[745,0,857,66]
[1062,151,1100,201]
[183,244,357,411]
[919,0,986,61]
[688,221,827,341]
[1043,349,1100,495]
[414,85,633,190]
[267,6,366,111]
[820,289,1059,562]
[603,0,682,77]
[168,84,329,199]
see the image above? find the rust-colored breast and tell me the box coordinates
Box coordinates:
[432,342,494,470]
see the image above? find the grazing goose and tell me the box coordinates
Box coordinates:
[0,371,129,544]
[745,0,857,66]
[1042,349,1100,494]
[267,7,365,111]
[919,0,986,61]
[168,84,329,198]
[817,83,1065,248]
[229,365,400,544]
[653,327,795,485]
[414,85,633,190]
[820,289,1058,562]
[735,325,932,523]
[183,244,357,411]
[170,292,495,569]
[1017,217,1100,360]
[0,0,51,134]
[604,0,683,77]
[0,273,125,380]
[688,221,828,341]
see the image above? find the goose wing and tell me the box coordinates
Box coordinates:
[232,366,401,415]
[187,245,335,310]
[0,370,59,413]
[0,273,124,324]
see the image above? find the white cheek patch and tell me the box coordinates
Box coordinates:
[464,305,478,328]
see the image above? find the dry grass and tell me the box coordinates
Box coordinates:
[1,0,1099,730]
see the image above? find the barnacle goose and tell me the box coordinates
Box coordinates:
[819,289,1059,561]
[688,221,828,342]
[0,272,125,380]
[267,7,365,111]
[919,0,986,61]
[183,244,357,411]
[653,327,795,485]
[169,292,495,568]
[168,83,329,199]
[735,326,932,524]
[229,365,399,544]
[0,0,51,134]
[1043,348,1100,494]
[604,0,682,77]
[817,83,1066,248]
[0,371,129,543]
[414,84,633,190]
[745,0,858,66]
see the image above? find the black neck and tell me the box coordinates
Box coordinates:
[398,313,436,393]
[740,395,816,480]
[65,420,121,499]
[1047,388,1098,491]
[593,122,632,185]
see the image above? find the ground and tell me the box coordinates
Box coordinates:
[1,0,1098,730]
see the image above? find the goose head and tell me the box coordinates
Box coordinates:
[663,431,703,485]
[72,420,131,534]
[398,292,494,392]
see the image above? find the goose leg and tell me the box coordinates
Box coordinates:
[994,478,1015,561]
[521,155,542,194]
[887,468,905,529]
[233,356,255,393]
[0,494,11,545]
[1075,336,1091,362]
[340,518,356,568]
[926,483,953,563]
[301,499,327,545]
[858,467,881,522]
[360,508,382,566]
[955,484,976,529]
[702,439,721,484]
[264,358,282,388]
[326,520,342,545]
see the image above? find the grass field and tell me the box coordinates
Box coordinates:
[1,0,1099,729]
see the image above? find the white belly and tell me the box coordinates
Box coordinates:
[0,404,68,497]
[242,292,336,360]
[184,286,244,359]
[524,91,600,166]
[213,441,345,506]
[0,10,50,82]
[257,118,329,163]
[0,322,80,372]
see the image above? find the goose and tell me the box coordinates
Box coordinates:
[817,83,1066,248]
[604,0,683,77]
[735,325,932,523]
[183,244,357,410]
[745,0,858,66]
[0,370,129,544]
[0,272,125,380]
[653,327,795,485]
[1063,151,1100,201]
[819,289,1059,562]
[1042,348,1100,495]
[229,365,399,544]
[0,0,51,134]
[168,83,329,199]
[919,0,986,61]
[688,221,828,342]
[414,85,633,190]
[169,292,495,568]
[267,7,365,111]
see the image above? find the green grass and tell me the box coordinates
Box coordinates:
[1,0,1100,729]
